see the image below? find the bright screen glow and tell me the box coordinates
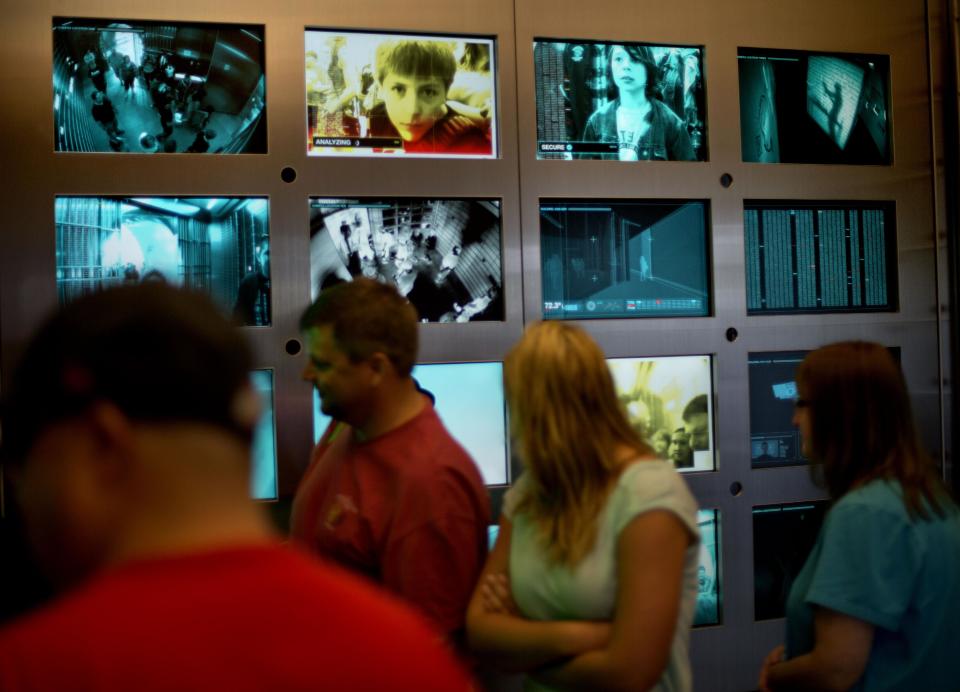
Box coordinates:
[310,199,503,322]
[305,30,497,158]
[607,355,715,473]
[313,362,508,486]
[250,370,278,501]
[53,17,265,154]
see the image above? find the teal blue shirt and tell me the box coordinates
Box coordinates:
[785,479,960,691]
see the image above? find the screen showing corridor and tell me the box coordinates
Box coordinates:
[540,200,710,319]
[738,47,890,164]
[53,17,266,154]
[55,196,271,326]
[744,200,896,314]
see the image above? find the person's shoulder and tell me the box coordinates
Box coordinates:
[829,479,914,530]
[617,459,698,513]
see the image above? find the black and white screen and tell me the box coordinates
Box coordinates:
[753,501,828,620]
[53,17,265,154]
[738,47,889,165]
[310,199,503,322]
[534,38,706,161]
[541,200,710,319]
[55,197,270,326]
[744,200,896,314]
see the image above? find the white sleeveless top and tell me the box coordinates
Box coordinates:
[503,460,700,692]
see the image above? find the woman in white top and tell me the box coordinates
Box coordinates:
[466,321,701,691]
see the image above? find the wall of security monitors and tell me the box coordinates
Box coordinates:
[1,1,940,690]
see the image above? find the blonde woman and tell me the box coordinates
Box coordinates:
[467,322,700,691]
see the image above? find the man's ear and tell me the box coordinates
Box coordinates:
[84,402,136,485]
[367,352,393,382]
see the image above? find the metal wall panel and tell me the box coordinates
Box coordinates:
[0,1,944,690]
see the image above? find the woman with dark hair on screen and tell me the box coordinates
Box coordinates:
[580,44,694,161]
[759,341,960,691]
[467,321,700,691]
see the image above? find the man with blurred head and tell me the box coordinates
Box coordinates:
[0,283,471,691]
[682,393,710,451]
[293,278,490,651]
[668,427,694,469]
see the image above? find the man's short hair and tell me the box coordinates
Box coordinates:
[375,40,457,91]
[299,278,419,377]
[682,394,708,422]
[1,284,254,464]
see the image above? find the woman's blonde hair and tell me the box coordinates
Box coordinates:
[505,321,651,565]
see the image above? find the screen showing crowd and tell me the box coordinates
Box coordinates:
[541,200,710,320]
[607,355,715,473]
[250,370,278,501]
[310,199,503,322]
[314,362,509,486]
[744,200,896,315]
[53,17,265,154]
[306,30,497,158]
[534,38,706,161]
[55,197,271,326]
[739,47,890,164]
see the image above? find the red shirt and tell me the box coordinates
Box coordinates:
[0,544,472,692]
[290,404,490,637]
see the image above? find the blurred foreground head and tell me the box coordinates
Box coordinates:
[1,284,261,587]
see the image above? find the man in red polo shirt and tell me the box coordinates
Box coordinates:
[292,278,490,651]
[0,284,471,692]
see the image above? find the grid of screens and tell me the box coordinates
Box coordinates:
[55,197,271,326]
[744,200,896,314]
[305,30,497,158]
[250,370,278,501]
[487,508,720,626]
[753,500,828,620]
[540,200,710,319]
[313,362,509,486]
[534,39,707,161]
[738,47,890,164]
[53,17,266,154]
[607,355,715,472]
[310,199,503,322]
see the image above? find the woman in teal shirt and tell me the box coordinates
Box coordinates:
[466,322,700,691]
[759,341,960,691]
